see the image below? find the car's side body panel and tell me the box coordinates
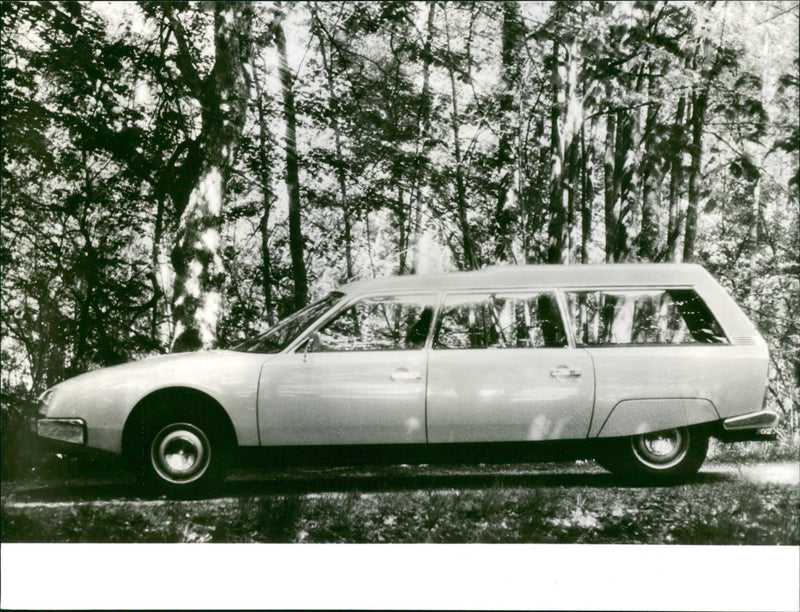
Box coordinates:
[596,398,719,438]
[257,349,428,446]
[43,351,269,453]
[426,347,595,442]
[586,345,768,438]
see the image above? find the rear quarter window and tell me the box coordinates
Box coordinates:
[565,288,729,346]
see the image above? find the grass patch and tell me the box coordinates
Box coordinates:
[707,434,800,463]
[3,476,797,544]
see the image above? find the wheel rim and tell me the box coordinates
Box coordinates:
[150,423,211,484]
[630,428,690,470]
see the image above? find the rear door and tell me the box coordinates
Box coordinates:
[426,290,595,443]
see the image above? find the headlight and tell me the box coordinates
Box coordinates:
[37,389,55,417]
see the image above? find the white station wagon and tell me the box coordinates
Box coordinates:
[33,264,778,493]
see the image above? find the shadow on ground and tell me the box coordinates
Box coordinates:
[4,468,735,504]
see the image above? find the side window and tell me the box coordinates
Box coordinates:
[565,289,728,346]
[434,292,567,349]
[311,295,434,352]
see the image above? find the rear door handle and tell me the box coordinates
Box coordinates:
[551,367,582,378]
[391,368,422,382]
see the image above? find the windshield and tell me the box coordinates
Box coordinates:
[232,292,344,353]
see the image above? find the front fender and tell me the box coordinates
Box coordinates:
[44,351,271,453]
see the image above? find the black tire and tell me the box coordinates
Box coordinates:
[135,407,230,496]
[595,426,708,484]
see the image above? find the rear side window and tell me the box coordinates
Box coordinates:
[434,292,568,349]
[565,289,728,346]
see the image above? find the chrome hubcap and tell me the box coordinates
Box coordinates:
[151,423,210,484]
[631,428,690,470]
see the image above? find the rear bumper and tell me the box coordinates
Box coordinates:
[722,410,779,431]
[716,410,780,443]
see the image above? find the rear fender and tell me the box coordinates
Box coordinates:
[596,398,720,438]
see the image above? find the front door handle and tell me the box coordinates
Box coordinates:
[391,368,422,382]
[551,366,582,378]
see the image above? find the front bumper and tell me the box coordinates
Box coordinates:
[30,417,87,446]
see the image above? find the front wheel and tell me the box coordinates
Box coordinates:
[596,426,708,483]
[136,412,230,495]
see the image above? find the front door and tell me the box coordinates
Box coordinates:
[258,294,436,446]
[426,290,595,443]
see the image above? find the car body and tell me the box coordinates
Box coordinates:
[33,263,778,492]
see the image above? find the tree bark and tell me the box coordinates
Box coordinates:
[494,0,522,262]
[314,18,354,281]
[409,0,436,274]
[580,122,593,263]
[444,6,478,270]
[683,89,707,262]
[255,86,275,323]
[547,40,568,264]
[666,95,686,261]
[397,187,408,275]
[275,13,308,309]
[547,35,581,264]
[638,101,662,261]
[169,3,252,352]
[603,112,617,263]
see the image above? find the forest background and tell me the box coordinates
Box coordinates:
[2,0,798,469]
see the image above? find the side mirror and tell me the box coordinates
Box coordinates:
[303,331,322,362]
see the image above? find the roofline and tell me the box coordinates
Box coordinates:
[337,263,713,294]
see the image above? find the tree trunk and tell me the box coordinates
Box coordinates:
[254,81,275,323]
[444,6,478,270]
[603,111,617,263]
[494,0,522,262]
[604,105,638,262]
[666,95,686,261]
[683,89,707,262]
[547,40,568,264]
[638,102,662,261]
[151,191,165,342]
[275,15,308,309]
[315,22,354,281]
[397,187,408,274]
[170,3,252,352]
[409,0,436,274]
[639,162,662,261]
[566,111,580,262]
[613,108,636,261]
[580,122,593,263]
[604,63,648,263]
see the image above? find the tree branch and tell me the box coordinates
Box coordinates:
[164,5,205,100]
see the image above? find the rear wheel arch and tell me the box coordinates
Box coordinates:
[596,398,720,438]
[595,423,710,482]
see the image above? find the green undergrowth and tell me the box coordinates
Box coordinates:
[3,479,797,544]
[707,434,800,463]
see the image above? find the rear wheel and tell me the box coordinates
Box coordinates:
[596,426,708,483]
[135,408,230,495]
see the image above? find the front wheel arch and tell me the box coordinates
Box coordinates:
[122,388,237,488]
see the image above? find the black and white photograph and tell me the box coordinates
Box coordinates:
[1,1,798,610]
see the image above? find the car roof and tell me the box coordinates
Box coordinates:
[338,263,713,295]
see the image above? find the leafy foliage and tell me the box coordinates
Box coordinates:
[1,1,798,448]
